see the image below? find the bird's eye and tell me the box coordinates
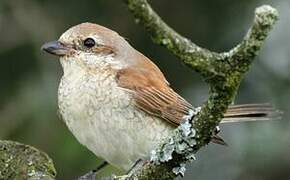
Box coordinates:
[83,38,96,48]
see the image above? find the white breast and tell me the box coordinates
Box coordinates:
[58,61,173,170]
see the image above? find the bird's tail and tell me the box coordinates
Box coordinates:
[222,103,281,123]
[212,103,281,146]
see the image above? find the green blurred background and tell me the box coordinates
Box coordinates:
[0,0,289,179]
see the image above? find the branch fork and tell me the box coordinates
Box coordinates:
[119,1,279,179]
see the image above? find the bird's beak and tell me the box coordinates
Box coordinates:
[41,41,71,56]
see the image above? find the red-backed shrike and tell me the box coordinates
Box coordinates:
[42,23,277,171]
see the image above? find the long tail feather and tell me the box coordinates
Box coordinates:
[211,103,281,146]
[221,103,282,123]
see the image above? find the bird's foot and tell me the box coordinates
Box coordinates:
[78,161,108,180]
[126,159,148,176]
[78,170,97,180]
[109,175,130,180]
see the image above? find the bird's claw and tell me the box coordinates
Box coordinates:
[78,170,97,180]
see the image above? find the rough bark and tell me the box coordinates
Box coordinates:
[0,140,56,180]
[115,0,279,179]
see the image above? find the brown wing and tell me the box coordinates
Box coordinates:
[115,54,280,148]
[116,55,193,125]
[115,53,279,126]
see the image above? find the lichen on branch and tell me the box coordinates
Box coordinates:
[120,0,279,179]
[0,140,56,180]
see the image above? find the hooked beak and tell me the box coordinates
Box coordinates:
[41,41,71,56]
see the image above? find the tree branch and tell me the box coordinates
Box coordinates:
[118,1,278,179]
[224,5,279,73]
[124,0,223,78]
[0,140,56,180]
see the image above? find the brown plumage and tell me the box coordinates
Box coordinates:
[116,60,279,146]
[116,54,192,125]
[116,52,279,128]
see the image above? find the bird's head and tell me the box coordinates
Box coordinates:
[42,23,135,72]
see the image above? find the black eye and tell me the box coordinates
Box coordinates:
[83,38,96,48]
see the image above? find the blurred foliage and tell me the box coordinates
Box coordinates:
[0,0,289,179]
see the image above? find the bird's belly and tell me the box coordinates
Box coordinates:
[58,74,173,170]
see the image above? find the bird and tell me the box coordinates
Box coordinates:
[41,22,279,172]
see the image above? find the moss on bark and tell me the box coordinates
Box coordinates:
[119,1,279,179]
[0,140,56,180]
